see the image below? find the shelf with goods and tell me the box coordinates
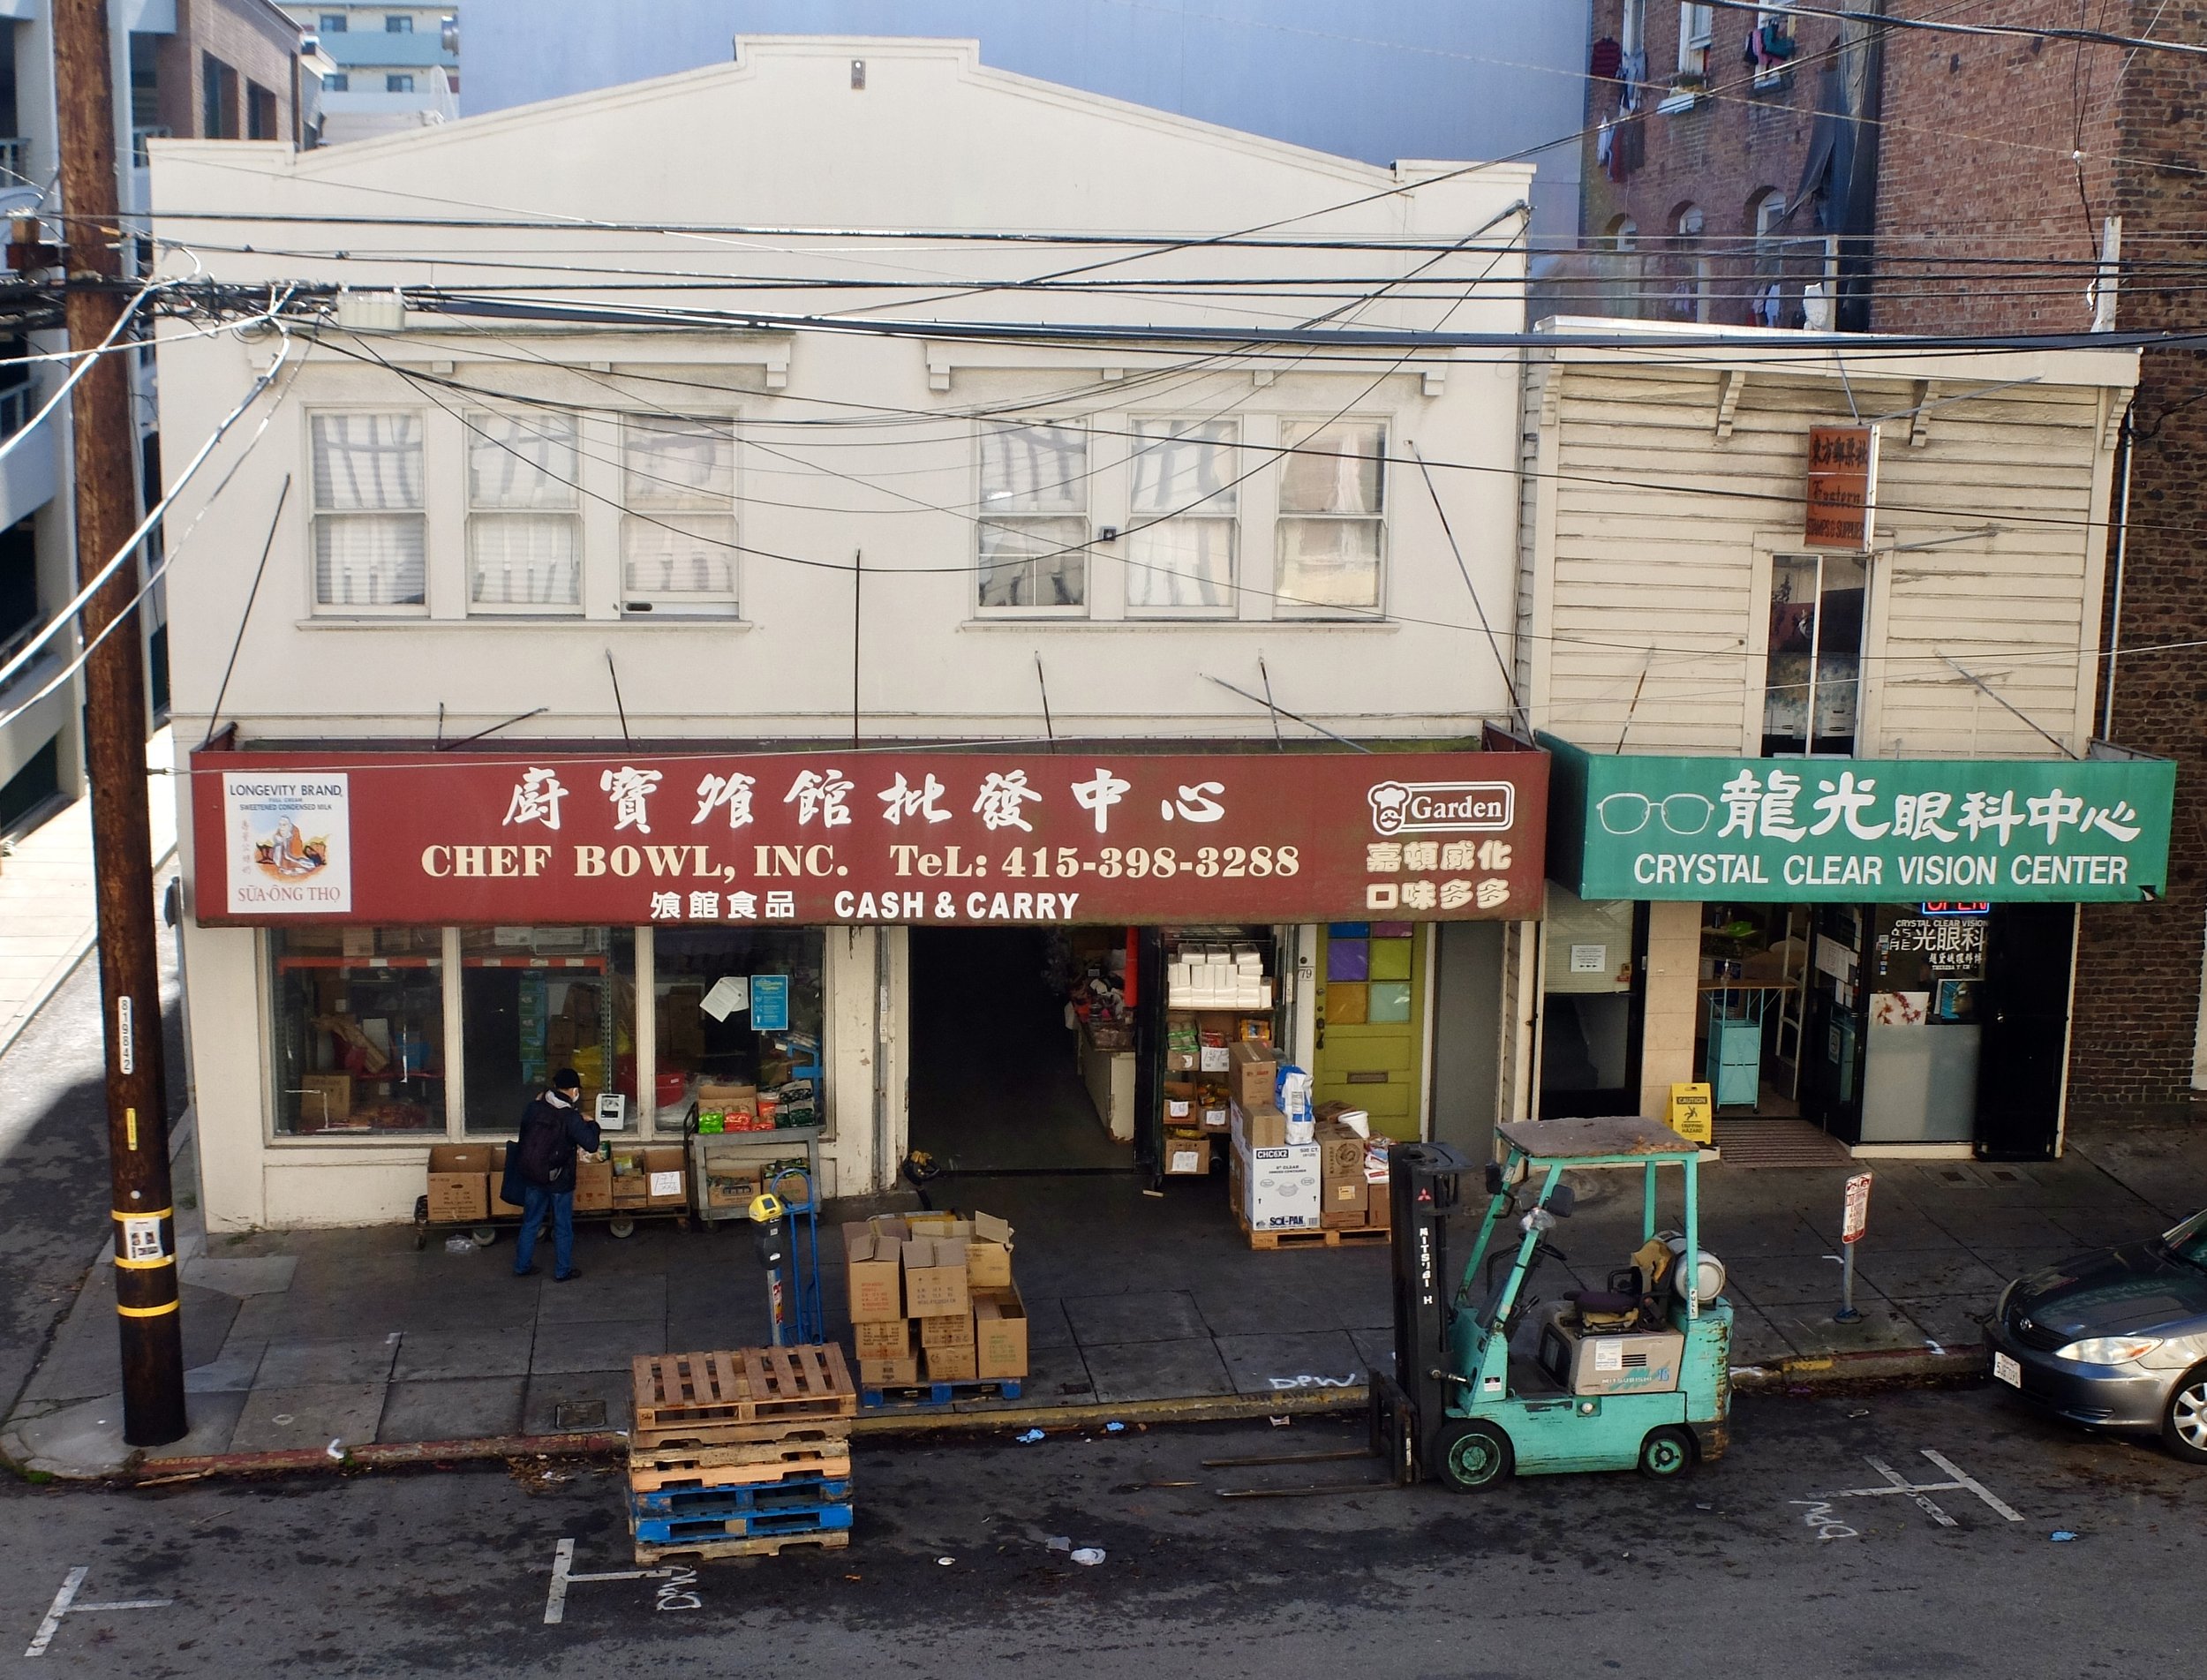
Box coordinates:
[1157,927,1283,1182]
[271,927,448,1135]
[1048,928,1137,1143]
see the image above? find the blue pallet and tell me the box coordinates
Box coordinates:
[633,1502,854,1546]
[861,1377,1023,1411]
[631,1476,854,1520]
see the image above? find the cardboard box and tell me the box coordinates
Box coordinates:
[697,1081,757,1105]
[859,1354,919,1388]
[609,1150,651,1207]
[974,1286,1028,1380]
[1323,1175,1367,1220]
[967,1211,1014,1289]
[1237,1140,1322,1231]
[643,1144,686,1208]
[487,1147,525,1218]
[426,1145,491,1224]
[906,1211,965,1238]
[1367,1179,1392,1227]
[902,1236,970,1317]
[924,1342,978,1382]
[1164,1136,1211,1176]
[919,1312,975,1350]
[1163,1080,1195,1123]
[1316,1120,1366,1184]
[854,1318,911,1360]
[1232,1098,1288,1149]
[842,1224,904,1323]
[1226,1042,1278,1109]
[1201,1100,1231,1133]
[573,1156,613,1212]
[298,1072,353,1124]
[1314,1100,1371,1138]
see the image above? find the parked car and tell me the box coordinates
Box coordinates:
[1985,1209,2207,1462]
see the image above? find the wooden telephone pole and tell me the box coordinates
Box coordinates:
[52,0,185,1445]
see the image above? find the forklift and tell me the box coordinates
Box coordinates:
[1371,1116,1733,1490]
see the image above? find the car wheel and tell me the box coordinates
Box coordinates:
[1638,1426,1695,1479]
[2160,1367,2207,1464]
[1437,1420,1514,1493]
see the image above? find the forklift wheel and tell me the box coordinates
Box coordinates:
[1638,1426,1695,1479]
[1437,1420,1514,1493]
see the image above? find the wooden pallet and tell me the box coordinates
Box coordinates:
[627,1443,851,1495]
[860,1377,1023,1412]
[635,1529,848,1565]
[633,1499,853,1546]
[1240,1220,1391,1251]
[630,1346,857,1447]
[631,1475,853,1520]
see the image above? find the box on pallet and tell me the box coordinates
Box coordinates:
[919,1312,975,1350]
[1232,1098,1287,1149]
[1315,1120,1365,1184]
[924,1342,978,1382]
[973,1286,1028,1380]
[842,1222,905,1322]
[1224,1042,1277,1109]
[902,1236,970,1316]
[854,1319,910,1360]
[573,1156,614,1212]
[860,1354,919,1387]
[426,1145,490,1223]
[907,1210,1016,1289]
[1232,1136,1322,1231]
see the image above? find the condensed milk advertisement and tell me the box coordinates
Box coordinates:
[222,771,353,915]
[190,749,1546,927]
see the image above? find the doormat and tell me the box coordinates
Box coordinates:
[1709,1117,1855,1168]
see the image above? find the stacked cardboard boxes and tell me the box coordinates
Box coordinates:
[626,1345,859,1563]
[841,1211,1028,1397]
[424,1143,653,1228]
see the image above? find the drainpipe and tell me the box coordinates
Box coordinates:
[2100,402,2135,740]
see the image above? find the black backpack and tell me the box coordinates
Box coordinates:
[513,1103,570,1189]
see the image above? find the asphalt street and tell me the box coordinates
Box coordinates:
[0,1383,2197,1678]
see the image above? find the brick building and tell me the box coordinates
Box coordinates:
[1568,1,2207,1130]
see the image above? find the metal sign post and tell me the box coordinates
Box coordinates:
[1836,1171,1872,1323]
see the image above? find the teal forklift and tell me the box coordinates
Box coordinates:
[1372,1116,1733,1490]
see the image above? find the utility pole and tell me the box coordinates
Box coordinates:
[53,0,185,1445]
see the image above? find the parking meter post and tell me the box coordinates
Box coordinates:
[1836,1241,1861,1323]
[1835,1171,1872,1324]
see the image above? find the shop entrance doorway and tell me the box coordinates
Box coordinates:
[907,928,1134,1174]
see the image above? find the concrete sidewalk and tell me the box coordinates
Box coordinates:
[0,724,179,1058]
[9,1107,2207,1479]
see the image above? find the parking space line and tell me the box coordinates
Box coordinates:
[545,1537,678,1625]
[25,1565,171,1659]
[1919,1449,2025,1521]
[1864,1457,1958,1526]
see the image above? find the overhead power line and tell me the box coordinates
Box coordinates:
[1704,0,2207,58]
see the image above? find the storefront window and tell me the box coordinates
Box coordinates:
[461,927,637,1134]
[267,926,447,1134]
[652,927,825,1131]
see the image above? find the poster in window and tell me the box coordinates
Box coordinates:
[749,974,790,1031]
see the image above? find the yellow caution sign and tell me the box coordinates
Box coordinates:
[1667,1082,1714,1145]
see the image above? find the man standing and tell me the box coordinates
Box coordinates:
[511,1068,602,1282]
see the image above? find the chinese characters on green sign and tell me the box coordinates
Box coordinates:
[1541,735,2175,903]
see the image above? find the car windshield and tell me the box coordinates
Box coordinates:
[2162,1209,2207,1268]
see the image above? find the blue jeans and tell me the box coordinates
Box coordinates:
[514,1182,575,1277]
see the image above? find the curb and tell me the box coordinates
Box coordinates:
[50,1354,1988,1487]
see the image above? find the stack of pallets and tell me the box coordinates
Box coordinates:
[626,1344,859,1563]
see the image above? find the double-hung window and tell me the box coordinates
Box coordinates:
[621,415,739,616]
[1677,3,1714,78]
[1276,419,1386,611]
[1126,418,1237,614]
[466,410,581,614]
[977,421,1087,612]
[1763,552,1866,754]
[310,411,425,613]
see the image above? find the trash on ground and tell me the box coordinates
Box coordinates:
[937,1556,955,1566]
[444,1237,473,1254]
[1269,1416,1291,1428]
[1045,1535,1071,1551]
[2050,1530,2079,1542]
[325,1438,345,1460]
[1071,1548,1105,1566]
[1016,1428,1046,1443]
[1104,1420,1126,1433]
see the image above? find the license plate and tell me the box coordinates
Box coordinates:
[1993,1352,2022,1388]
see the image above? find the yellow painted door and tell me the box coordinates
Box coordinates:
[1314,922,1427,1142]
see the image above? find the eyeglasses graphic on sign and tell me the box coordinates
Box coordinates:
[1595,792,1715,836]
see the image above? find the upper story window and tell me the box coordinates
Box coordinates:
[201,54,238,139]
[621,415,739,617]
[247,81,277,140]
[977,421,1087,614]
[1276,419,1385,612]
[1676,3,1714,79]
[387,72,416,93]
[310,411,425,614]
[385,13,414,30]
[1126,418,1238,614]
[466,411,581,615]
[319,12,348,31]
[323,72,350,92]
[1763,552,1865,755]
[1620,0,1646,59]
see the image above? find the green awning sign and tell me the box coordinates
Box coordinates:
[1540,734,2174,903]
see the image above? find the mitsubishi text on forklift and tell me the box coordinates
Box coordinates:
[1373,1116,1731,1490]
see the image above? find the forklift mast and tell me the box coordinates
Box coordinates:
[1382,1141,1471,1478]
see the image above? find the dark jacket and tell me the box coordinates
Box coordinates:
[519,1094,603,1187]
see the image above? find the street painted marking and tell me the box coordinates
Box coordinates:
[544,1538,682,1625]
[26,1566,171,1658]
[1794,1449,2025,1538]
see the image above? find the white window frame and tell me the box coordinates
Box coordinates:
[1762,549,1868,756]
[1677,2,1714,78]
[1272,416,1389,618]
[1620,0,1647,59]
[618,412,741,619]
[463,407,584,617]
[1124,415,1241,619]
[386,72,415,93]
[975,418,1091,618]
[307,407,427,617]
